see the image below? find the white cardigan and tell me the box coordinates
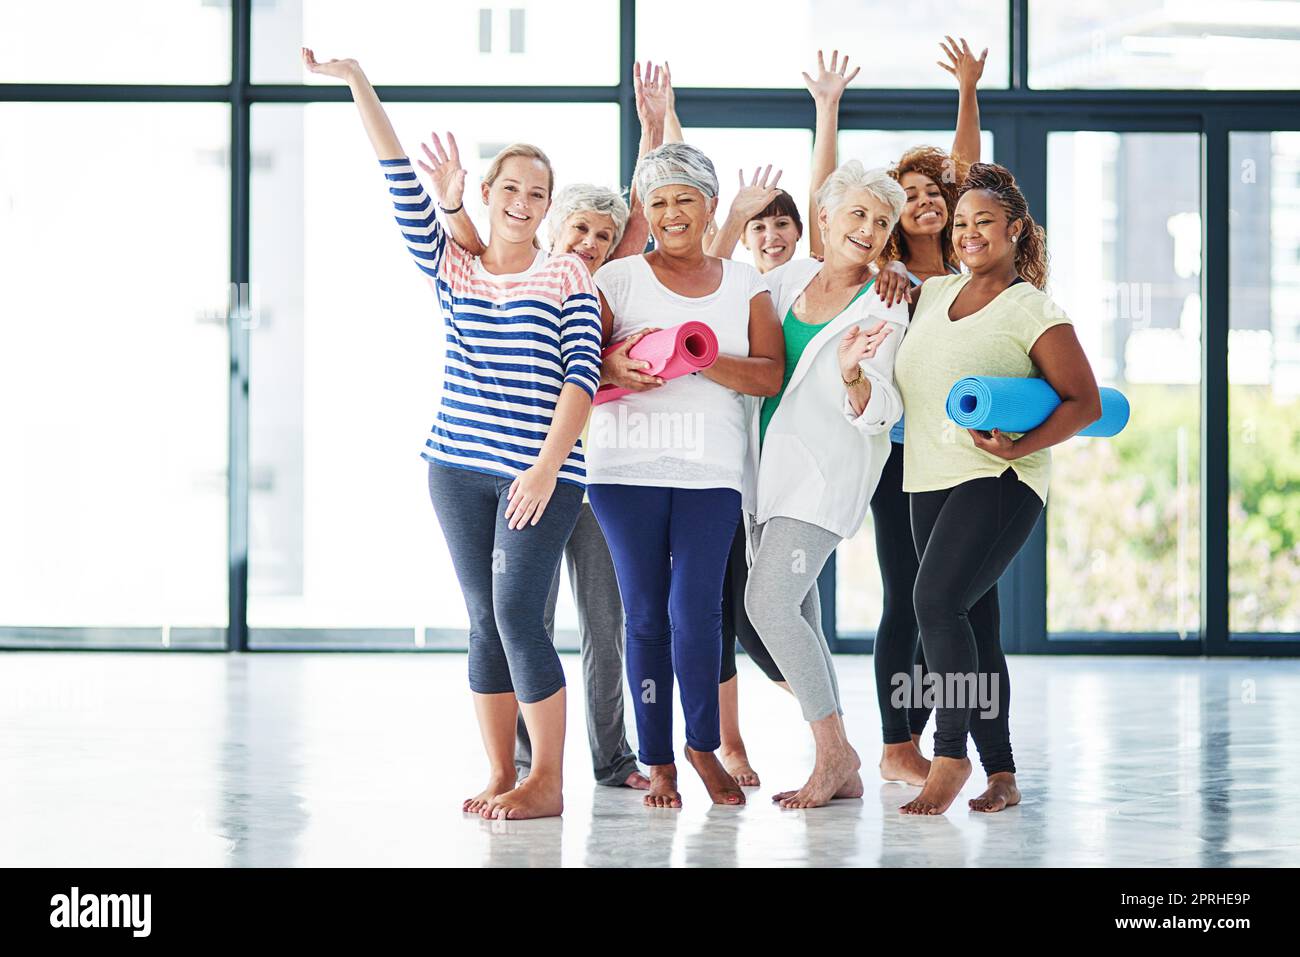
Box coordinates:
[742,258,909,540]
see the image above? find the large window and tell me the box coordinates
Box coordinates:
[1229,131,1300,636]
[253,1,620,86]
[248,102,618,646]
[0,103,230,647]
[1045,132,1202,638]
[0,2,230,84]
[638,0,1009,89]
[1029,1,1300,90]
[3,1,1297,654]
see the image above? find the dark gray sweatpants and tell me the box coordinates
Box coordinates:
[515,502,641,786]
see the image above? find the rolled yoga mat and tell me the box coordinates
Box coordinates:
[944,376,1130,437]
[592,321,720,406]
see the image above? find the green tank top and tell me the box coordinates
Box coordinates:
[759,278,875,448]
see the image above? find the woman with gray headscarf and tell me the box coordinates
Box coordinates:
[586,143,784,810]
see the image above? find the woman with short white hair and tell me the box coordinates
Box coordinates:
[743,160,910,809]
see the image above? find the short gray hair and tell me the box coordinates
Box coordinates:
[634,142,720,202]
[816,160,906,229]
[546,183,631,252]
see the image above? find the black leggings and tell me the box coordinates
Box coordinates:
[721,522,785,684]
[870,441,931,744]
[910,467,1043,774]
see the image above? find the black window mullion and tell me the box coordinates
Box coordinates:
[619,0,637,188]
[227,0,251,652]
[1201,113,1230,655]
[1011,0,1028,90]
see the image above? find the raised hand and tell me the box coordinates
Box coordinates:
[938,36,987,88]
[634,60,669,129]
[730,166,784,222]
[838,320,892,381]
[301,46,358,81]
[417,131,467,210]
[802,49,860,105]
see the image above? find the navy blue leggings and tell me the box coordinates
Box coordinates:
[587,484,740,766]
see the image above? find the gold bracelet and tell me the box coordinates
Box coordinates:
[843,366,865,387]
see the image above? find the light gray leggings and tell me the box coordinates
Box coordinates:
[743,517,843,723]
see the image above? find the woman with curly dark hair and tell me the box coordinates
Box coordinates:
[893,163,1100,814]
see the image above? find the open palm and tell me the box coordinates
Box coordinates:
[802,49,860,105]
[634,60,670,128]
[301,46,356,80]
[938,36,987,87]
[417,131,467,209]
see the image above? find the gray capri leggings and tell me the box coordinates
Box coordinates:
[743,517,844,723]
[427,461,584,703]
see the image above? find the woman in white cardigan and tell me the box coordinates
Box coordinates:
[744,161,909,809]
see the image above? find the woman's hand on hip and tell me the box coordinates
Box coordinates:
[505,465,558,529]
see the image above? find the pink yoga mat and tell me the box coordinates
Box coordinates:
[592,321,719,405]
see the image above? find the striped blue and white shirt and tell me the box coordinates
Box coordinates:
[380,158,603,487]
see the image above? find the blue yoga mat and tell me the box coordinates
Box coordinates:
[945,376,1130,438]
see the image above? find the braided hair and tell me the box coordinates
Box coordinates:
[957,162,1049,290]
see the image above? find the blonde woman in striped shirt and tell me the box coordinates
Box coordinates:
[305,48,600,821]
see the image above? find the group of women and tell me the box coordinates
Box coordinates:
[302,35,1102,820]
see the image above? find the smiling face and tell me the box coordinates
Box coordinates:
[645,184,716,253]
[481,155,551,244]
[819,187,893,270]
[554,210,618,274]
[953,188,1020,273]
[899,170,948,238]
[741,213,800,273]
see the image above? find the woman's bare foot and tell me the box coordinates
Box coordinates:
[644,763,682,808]
[720,746,760,787]
[481,772,563,821]
[623,770,652,790]
[899,756,971,815]
[772,743,862,809]
[464,769,516,814]
[684,746,746,805]
[879,740,931,786]
[968,771,1020,812]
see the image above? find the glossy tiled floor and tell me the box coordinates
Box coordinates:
[1,652,1297,867]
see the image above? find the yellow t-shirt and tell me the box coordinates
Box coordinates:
[893,273,1072,504]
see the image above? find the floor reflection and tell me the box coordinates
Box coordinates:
[1,653,1298,867]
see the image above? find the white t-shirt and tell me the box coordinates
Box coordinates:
[587,255,769,491]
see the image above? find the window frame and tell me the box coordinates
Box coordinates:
[1,0,1298,655]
